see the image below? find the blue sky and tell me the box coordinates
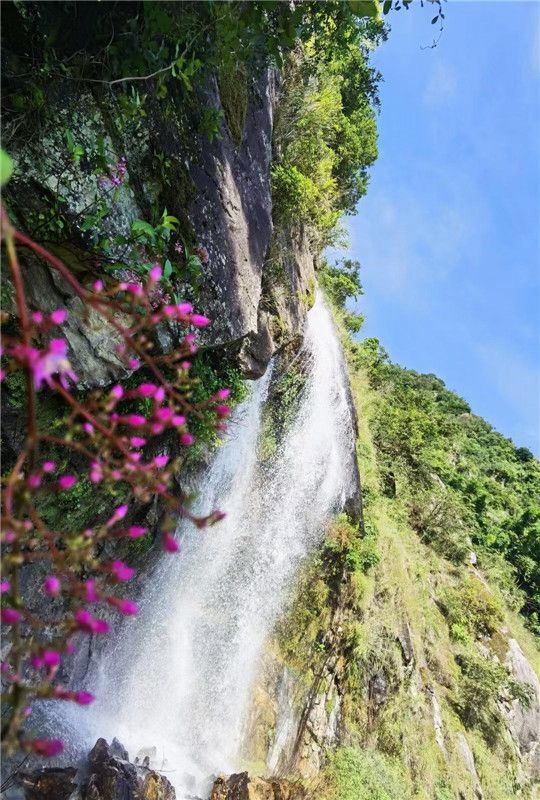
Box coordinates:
[337,0,540,453]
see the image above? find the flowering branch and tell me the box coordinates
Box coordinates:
[0,204,231,757]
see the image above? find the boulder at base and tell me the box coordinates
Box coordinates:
[210,772,306,800]
[18,738,175,800]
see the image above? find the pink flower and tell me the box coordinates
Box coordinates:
[32,339,78,390]
[89,466,103,483]
[127,526,147,538]
[138,383,156,397]
[108,597,138,615]
[163,532,180,553]
[42,649,61,667]
[1,608,21,624]
[111,384,124,400]
[215,404,231,417]
[125,414,146,427]
[155,407,172,422]
[58,475,77,490]
[149,264,162,282]
[1,531,16,544]
[180,361,191,370]
[191,314,210,328]
[75,691,94,705]
[84,579,98,603]
[130,437,146,447]
[27,474,42,489]
[128,358,141,369]
[217,388,231,400]
[0,580,11,593]
[180,432,194,446]
[172,414,186,426]
[43,576,61,596]
[176,303,193,316]
[110,560,135,582]
[75,610,109,634]
[154,455,169,468]
[32,311,44,324]
[31,739,64,757]
[83,422,94,434]
[93,280,104,292]
[108,504,128,524]
[50,309,68,325]
[42,460,56,473]
[127,283,143,297]
[174,241,184,254]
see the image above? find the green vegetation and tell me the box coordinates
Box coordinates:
[271,28,380,250]
[354,335,540,632]
[272,260,539,800]
[321,747,411,800]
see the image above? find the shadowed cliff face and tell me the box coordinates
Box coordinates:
[4,66,314,387]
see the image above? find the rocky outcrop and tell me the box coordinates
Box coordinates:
[504,638,540,783]
[455,734,483,800]
[210,772,306,800]
[5,64,314,388]
[17,738,175,800]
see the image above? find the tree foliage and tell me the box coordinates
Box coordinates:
[355,337,540,631]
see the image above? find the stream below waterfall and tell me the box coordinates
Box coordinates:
[51,293,356,798]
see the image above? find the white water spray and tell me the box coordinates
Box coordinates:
[61,293,356,796]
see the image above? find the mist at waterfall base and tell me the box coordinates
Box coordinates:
[53,294,356,797]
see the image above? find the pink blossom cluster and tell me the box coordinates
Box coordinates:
[0,213,231,759]
[99,156,128,189]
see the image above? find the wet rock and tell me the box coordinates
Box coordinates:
[210,772,306,800]
[18,767,77,800]
[84,738,175,800]
[18,739,175,800]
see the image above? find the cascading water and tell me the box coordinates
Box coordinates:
[57,292,356,797]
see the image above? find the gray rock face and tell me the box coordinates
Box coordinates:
[239,227,315,378]
[187,70,278,349]
[6,67,313,389]
[505,638,540,782]
[21,253,128,388]
[456,733,483,800]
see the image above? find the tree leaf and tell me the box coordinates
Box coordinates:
[131,219,156,240]
[0,149,13,186]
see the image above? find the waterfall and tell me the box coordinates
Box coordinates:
[57,293,356,797]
